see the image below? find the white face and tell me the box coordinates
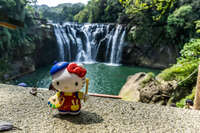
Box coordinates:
[52,68,86,92]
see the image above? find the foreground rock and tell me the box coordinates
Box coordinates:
[1,84,200,132]
[119,72,177,105]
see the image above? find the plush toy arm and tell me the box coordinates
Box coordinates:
[78,92,84,99]
[84,78,89,102]
[48,93,65,109]
[78,92,89,101]
[84,94,89,102]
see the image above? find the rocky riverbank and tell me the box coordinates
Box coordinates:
[119,72,177,105]
[1,84,200,132]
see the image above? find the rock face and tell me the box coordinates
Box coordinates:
[121,26,179,69]
[119,72,177,105]
[34,25,59,68]
[121,43,179,69]
[1,24,59,81]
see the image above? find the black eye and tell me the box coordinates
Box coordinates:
[75,82,78,86]
[56,81,59,86]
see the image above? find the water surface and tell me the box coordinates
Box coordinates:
[15,63,160,95]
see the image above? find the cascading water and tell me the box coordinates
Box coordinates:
[53,24,65,61]
[53,22,126,64]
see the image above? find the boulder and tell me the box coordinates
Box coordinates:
[119,72,146,101]
[119,72,177,105]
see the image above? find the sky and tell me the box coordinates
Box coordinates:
[37,0,89,7]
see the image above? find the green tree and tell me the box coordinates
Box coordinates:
[37,3,84,22]
[195,20,200,34]
[158,39,200,104]
[166,5,194,46]
[74,0,124,23]
[0,0,37,54]
[119,0,176,20]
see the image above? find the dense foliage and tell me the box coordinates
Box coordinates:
[158,39,200,82]
[74,0,124,23]
[119,0,175,21]
[0,0,38,80]
[37,3,85,23]
[122,0,200,51]
[158,39,200,106]
[0,0,37,50]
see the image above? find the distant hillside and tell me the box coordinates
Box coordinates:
[36,3,85,23]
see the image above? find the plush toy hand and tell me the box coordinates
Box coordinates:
[48,94,65,109]
[84,94,89,102]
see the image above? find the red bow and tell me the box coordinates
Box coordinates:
[67,63,87,78]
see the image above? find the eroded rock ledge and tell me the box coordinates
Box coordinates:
[1,84,200,132]
[119,72,177,105]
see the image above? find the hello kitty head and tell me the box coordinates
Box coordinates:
[50,62,87,92]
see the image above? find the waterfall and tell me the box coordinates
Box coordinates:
[53,22,126,64]
[53,24,65,61]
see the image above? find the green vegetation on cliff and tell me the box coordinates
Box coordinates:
[119,0,175,21]
[0,0,36,50]
[0,0,58,82]
[159,39,200,82]
[0,0,38,80]
[121,0,200,48]
[74,0,124,23]
[158,39,200,106]
[154,1,200,107]
[37,3,85,23]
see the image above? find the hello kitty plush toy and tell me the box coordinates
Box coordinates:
[48,62,89,115]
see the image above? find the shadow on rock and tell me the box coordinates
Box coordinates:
[53,110,104,125]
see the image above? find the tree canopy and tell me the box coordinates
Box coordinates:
[119,0,176,20]
[37,3,85,23]
[74,0,124,23]
[0,0,37,51]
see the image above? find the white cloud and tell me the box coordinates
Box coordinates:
[37,0,89,7]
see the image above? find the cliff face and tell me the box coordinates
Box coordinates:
[121,42,179,69]
[33,25,59,68]
[121,25,180,69]
[2,24,59,81]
